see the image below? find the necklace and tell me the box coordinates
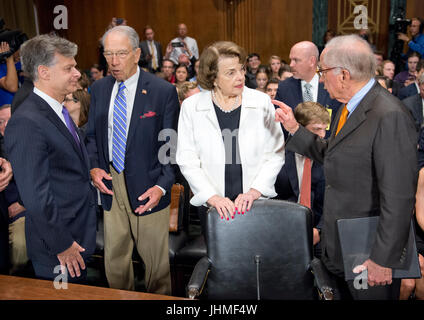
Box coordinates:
[211,90,240,113]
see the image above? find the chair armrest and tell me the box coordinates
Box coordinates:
[187,256,210,299]
[311,257,337,300]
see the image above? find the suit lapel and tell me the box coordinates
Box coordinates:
[33,94,85,161]
[127,70,149,148]
[294,79,303,105]
[101,77,115,163]
[327,83,379,152]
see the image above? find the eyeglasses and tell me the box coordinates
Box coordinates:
[103,50,131,59]
[316,66,345,78]
[64,97,78,103]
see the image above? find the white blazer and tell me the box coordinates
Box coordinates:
[176,87,285,206]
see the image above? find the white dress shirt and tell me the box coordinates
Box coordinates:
[107,67,165,195]
[301,73,319,102]
[108,67,139,161]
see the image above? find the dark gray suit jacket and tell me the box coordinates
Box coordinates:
[286,82,418,276]
[402,93,423,132]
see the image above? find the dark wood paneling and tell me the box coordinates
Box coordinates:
[406,0,424,19]
[33,0,313,70]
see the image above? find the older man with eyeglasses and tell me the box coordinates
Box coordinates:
[86,26,179,294]
[274,34,418,300]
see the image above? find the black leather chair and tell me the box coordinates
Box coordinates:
[187,199,336,300]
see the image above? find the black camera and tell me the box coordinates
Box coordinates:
[171,42,184,48]
[391,17,411,34]
[0,18,28,62]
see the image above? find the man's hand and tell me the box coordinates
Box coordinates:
[313,228,320,245]
[165,42,173,59]
[272,99,300,135]
[0,42,11,55]
[398,33,410,42]
[8,202,25,219]
[234,188,261,215]
[57,241,86,278]
[135,185,163,215]
[90,168,113,195]
[353,259,392,286]
[207,195,235,221]
[0,158,12,192]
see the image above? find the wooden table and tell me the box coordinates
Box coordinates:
[0,275,187,300]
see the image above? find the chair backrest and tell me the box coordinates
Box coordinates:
[205,199,314,300]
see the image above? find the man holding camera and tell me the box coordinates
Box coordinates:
[398,17,424,57]
[168,23,199,66]
[0,42,19,106]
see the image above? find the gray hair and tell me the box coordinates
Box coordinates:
[101,26,140,50]
[323,34,376,82]
[0,104,11,111]
[418,72,424,85]
[20,34,78,82]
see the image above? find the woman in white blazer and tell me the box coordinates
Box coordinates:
[176,41,285,220]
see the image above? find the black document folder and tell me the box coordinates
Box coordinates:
[337,216,421,281]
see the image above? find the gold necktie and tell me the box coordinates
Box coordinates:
[150,41,157,70]
[336,105,349,136]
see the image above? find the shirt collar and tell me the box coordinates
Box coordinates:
[346,78,375,117]
[301,73,319,90]
[33,86,64,114]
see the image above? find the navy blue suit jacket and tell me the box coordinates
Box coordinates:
[274,150,325,227]
[86,69,180,214]
[398,83,419,101]
[4,92,96,266]
[402,93,423,132]
[274,77,342,138]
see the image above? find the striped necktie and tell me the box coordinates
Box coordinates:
[303,83,313,102]
[112,82,127,173]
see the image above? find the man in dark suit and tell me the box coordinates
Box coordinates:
[274,101,328,248]
[87,26,179,294]
[398,59,424,101]
[274,34,417,300]
[139,25,162,73]
[4,34,96,282]
[274,41,341,138]
[402,73,424,132]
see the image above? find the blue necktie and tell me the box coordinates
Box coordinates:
[62,106,80,147]
[112,82,127,173]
